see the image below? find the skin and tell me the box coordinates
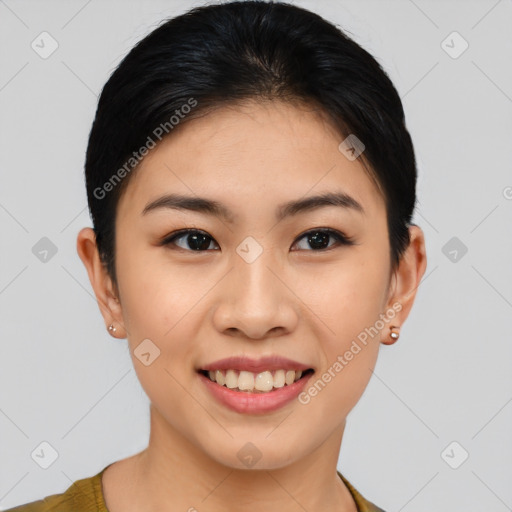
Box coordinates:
[77,99,427,512]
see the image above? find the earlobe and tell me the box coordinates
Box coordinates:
[76,227,127,339]
[382,224,427,344]
[382,325,400,345]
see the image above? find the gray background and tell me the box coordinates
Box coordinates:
[1,0,511,510]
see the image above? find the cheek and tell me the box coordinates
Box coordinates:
[296,261,386,416]
[115,245,211,371]
[300,251,389,386]
[115,238,189,330]
[301,252,389,331]
[116,257,204,406]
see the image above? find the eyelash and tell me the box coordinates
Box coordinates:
[160,228,355,252]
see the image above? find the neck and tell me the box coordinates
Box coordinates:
[105,404,357,512]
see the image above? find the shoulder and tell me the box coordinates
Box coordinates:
[338,471,387,512]
[3,466,110,512]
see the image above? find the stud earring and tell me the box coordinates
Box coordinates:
[382,325,400,345]
[108,324,117,334]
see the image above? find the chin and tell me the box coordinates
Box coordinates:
[201,437,304,472]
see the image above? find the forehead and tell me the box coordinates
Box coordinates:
[118,100,385,220]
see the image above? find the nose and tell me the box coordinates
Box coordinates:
[212,246,299,340]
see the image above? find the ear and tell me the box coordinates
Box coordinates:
[76,227,127,338]
[383,224,427,344]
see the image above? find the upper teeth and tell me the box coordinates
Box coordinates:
[206,369,304,393]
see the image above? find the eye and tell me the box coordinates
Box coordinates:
[292,228,354,251]
[161,229,219,251]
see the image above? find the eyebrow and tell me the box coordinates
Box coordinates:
[142,191,364,222]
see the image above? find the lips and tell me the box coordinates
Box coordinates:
[198,368,315,414]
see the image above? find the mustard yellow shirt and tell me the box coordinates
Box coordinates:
[4,464,385,511]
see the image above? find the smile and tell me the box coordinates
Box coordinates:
[199,368,315,393]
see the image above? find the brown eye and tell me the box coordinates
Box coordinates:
[292,228,354,251]
[161,229,219,251]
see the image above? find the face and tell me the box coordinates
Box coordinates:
[104,100,398,469]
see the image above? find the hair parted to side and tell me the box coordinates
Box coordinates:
[84,0,417,289]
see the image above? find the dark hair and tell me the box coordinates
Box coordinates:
[85,0,417,289]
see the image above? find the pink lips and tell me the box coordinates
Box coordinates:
[198,371,313,414]
[199,355,312,373]
[197,355,314,414]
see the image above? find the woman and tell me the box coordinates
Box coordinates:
[7,1,426,510]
